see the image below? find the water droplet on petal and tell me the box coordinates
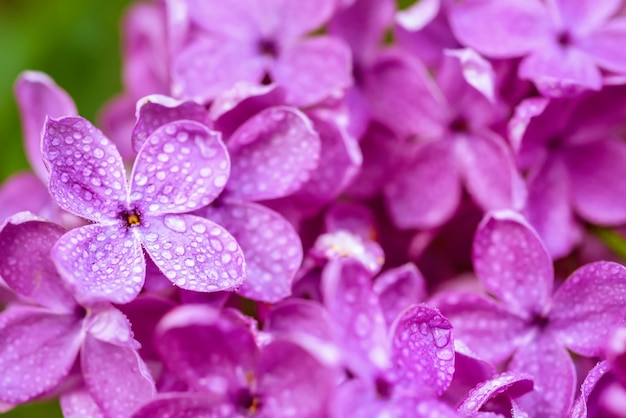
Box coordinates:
[164,215,187,233]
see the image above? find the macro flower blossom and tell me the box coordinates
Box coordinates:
[42,116,245,303]
[435,210,626,417]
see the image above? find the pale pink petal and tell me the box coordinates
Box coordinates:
[52,224,145,304]
[130,120,230,215]
[384,140,461,229]
[448,0,552,57]
[0,306,83,403]
[473,210,553,318]
[373,263,427,326]
[184,0,261,40]
[433,291,528,364]
[42,117,128,222]
[508,334,576,418]
[200,200,301,302]
[563,140,626,225]
[140,214,245,292]
[389,304,455,397]
[549,262,626,357]
[131,95,210,153]
[0,215,75,311]
[226,106,320,201]
[274,36,352,107]
[14,71,77,182]
[82,335,155,418]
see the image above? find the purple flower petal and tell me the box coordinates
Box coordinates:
[130,120,230,215]
[384,140,461,229]
[448,0,551,57]
[508,334,576,418]
[322,258,389,378]
[268,0,336,40]
[140,214,245,292]
[434,292,528,364]
[457,372,534,415]
[563,139,626,225]
[131,95,210,153]
[52,224,145,304]
[329,379,394,418]
[549,261,626,357]
[444,48,498,103]
[283,113,361,215]
[584,18,626,73]
[200,200,301,302]
[519,47,602,97]
[98,95,137,162]
[81,335,155,418]
[264,299,341,366]
[0,306,83,403]
[155,305,257,393]
[118,295,177,361]
[172,38,264,102]
[389,304,455,397]
[60,386,105,418]
[373,263,427,327]
[524,158,580,259]
[552,0,621,31]
[0,172,53,222]
[0,214,75,311]
[226,106,320,201]
[42,117,127,222]
[274,36,352,107]
[258,339,336,418]
[569,361,610,418]
[131,393,231,418]
[473,210,553,318]
[14,71,77,182]
[458,132,526,212]
[444,341,497,405]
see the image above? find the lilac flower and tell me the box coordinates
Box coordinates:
[449,0,626,96]
[364,47,524,230]
[0,213,155,416]
[131,304,337,417]
[166,0,352,106]
[435,210,626,417]
[512,85,626,258]
[42,116,245,304]
[131,95,317,302]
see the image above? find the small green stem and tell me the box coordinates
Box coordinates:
[588,225,626,260]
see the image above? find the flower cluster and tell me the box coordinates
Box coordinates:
[2,0,626,417]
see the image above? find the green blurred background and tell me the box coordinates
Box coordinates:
[0,0,131,184]
[0,0,415,416]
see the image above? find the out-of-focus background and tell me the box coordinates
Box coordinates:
[0,0,130,184]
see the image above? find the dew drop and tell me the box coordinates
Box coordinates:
[164,215,187,232]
